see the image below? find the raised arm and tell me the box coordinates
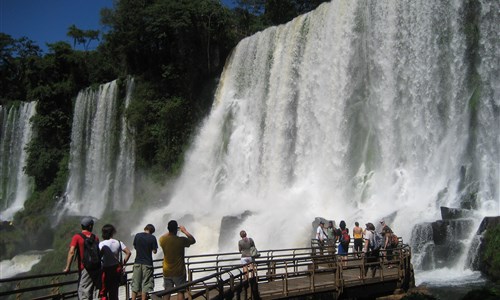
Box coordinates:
[179,226,196,244]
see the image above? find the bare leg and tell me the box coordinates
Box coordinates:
[131,292,137,300]
[163,294,171,300]
[243,265,248,280]
[177,292,184,300]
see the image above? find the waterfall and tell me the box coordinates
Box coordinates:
[59,78,136,220]
[138,0,498,276]
[0,102,37,221]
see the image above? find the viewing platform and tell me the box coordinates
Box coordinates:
[0,240,414,299]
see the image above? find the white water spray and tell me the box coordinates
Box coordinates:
[0,102,37,221]
[60,78,136,220]
[138,0,498,280]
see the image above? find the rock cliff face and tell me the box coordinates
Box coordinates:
[410,207,499,280]
[474,216,500,282]
[410,207,478,270]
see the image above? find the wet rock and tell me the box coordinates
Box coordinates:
[474,216,500,280]
[218,210,252,250]
[440,206,473,220]
[476,216,500,235]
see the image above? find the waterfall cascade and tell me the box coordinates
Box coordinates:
[58,78,136,220]
[138,0,499,279]
[0,102,37,221]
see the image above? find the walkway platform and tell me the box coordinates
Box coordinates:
[0,241,414,300]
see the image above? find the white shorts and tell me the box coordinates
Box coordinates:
[240,257,253,265]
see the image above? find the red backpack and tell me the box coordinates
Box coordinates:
[340,229,350,247]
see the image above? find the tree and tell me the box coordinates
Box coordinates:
[264,0,329,25]
[0,34,42,103]
[67,25,100,51]
[236,0,266,14]
[233,0,329,27]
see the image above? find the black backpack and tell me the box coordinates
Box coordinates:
[78,233,101,271]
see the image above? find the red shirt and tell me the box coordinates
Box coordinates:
[70,230,99,271]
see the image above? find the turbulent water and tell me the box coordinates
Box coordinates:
[137,0,499,277]
[0,102,37,221]
[0,250,50,279]
[58,78,136,220]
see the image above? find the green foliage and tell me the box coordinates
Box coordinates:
[127,80,195,178]
[0,225,23,260]
[0,34,42,104]
[461,287,500,300]
[103,0,236,87]
[401,293,438,300]
[67,24,100,51]
[482,224,500,282]
[1,0,325,266]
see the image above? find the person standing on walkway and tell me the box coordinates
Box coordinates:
[363,222,380,278]
[326,221,337,254]
[131,224,158,300]
[238,230,258,278]
[380,220,396,264]
[316,221,328,255]
[337,220,350,266]
[353,222,364,257]
[99,224,131,300]
[63,217,100,300]
[159,220,196,300]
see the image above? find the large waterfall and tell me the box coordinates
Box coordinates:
[138,0,498,281]
[59,78,136,220]
[0,102,37,221]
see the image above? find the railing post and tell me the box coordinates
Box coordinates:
[15,282,21,300]
[218,275,224,299]
[51,276,59,297]
[126,280,130,300]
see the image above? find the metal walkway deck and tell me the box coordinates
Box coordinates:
[0,241,414,299]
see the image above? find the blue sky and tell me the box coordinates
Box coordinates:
[0,0,236,53]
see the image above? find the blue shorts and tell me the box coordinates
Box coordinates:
[338,243,348,256]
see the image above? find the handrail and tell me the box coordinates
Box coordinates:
[0,243,412,299]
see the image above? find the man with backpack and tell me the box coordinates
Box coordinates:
[63,216,101,300]
[362,222,382,278]
[380,220,398,266]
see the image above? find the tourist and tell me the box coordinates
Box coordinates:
[131,224,158,300]
[238,230,258,278]
[98,224,131,300]
[159,220,196,300]
[337,220,350,266]
[326,221,336,254]
[353,221,363,257]
[63,217,100,300]
[316,221,328,254]
[363,222,380,278]
[380,220,396,265]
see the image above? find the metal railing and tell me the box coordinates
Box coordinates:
[0,242,412,300]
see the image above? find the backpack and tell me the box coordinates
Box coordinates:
[390,233,399,247]
[370,230,384,251]
[78,233,101,271]
[340,229,350,247]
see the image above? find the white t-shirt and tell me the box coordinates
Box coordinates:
[316,226,327,240]
[99,238,127,267]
